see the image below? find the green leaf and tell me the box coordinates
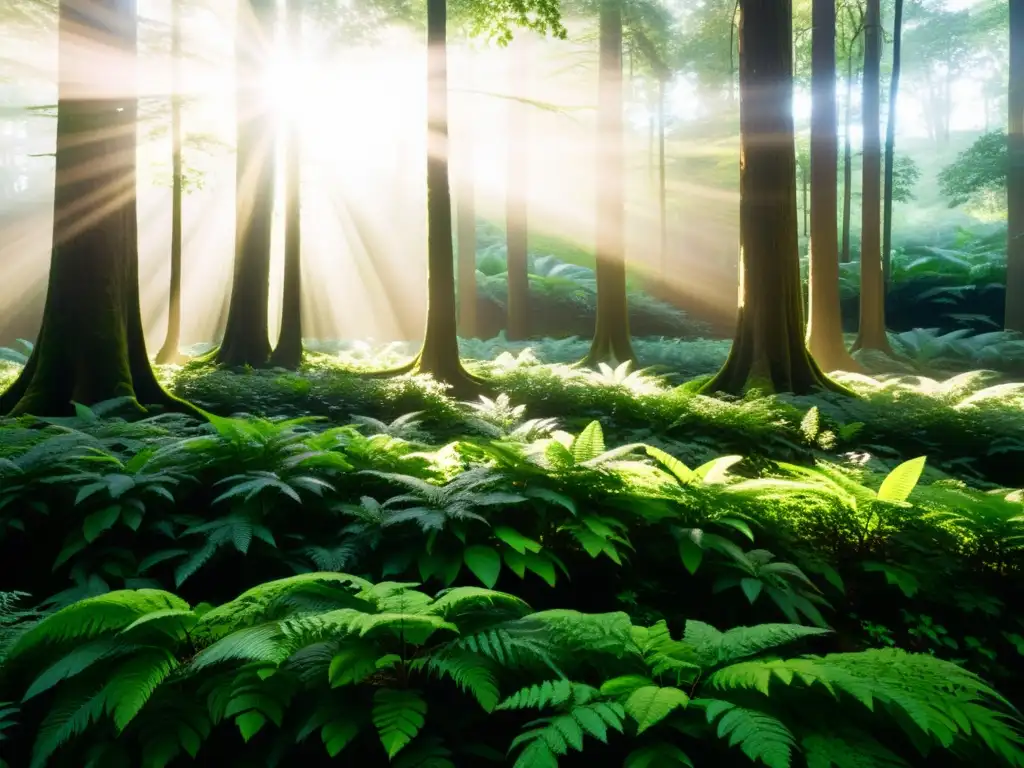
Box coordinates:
[525,553,557,587]
[695,456,743,484]
[645,446,696,484]
[625,742,695,768]
[572,421,606,463]
[740,578,763,604]
[678,533,703,575]
[236,711,266,742]
[322,717,360,757]
[83,506,121,543]
[624,686,689,734]
[494,527,542,554]
[600,675,652,697]
[876,456,927,503]
[373,689,427,759]
[464,545,502,588]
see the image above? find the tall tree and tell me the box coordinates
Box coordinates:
[505,35,530,341]
[213,0,277,367]
[852,0,892,353]
[583,0,637,366]
[155,0,185,365]
[807,0,856,373]
[1,0,194,417]
[881,0,904,288]
[269,0,304,369]
[701,0,844,395]
[840,4,864,265]
[1008,0,1024,332]
[456,56,478,339]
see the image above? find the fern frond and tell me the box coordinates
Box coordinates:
[683,620,830,668]
[373,688,427,758]
[700,698,795,768]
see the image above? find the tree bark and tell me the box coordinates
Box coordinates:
[584,0,636,367]
[841,36,856,264]
[155,0,184,365]
[1007,0,1024,331]
[1,0,196,417]
[403,0,480,394]
[456,60,477,339]
[269,0,303,369]
[881,0,903,289]
[852,0,893,353]
[213,0,277,368]
[806,0,857,373]
[701,0,845,396]
[505,35,530,341]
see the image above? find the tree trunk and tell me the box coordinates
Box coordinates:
[505,36,530,341]
[801,165,809,237]
[1007,0,1024,331]
[657,76,667,277]
[701,0,845,396]
[269,0,303,369]
[806,0,856,374]
[584,0,636,366]
[881,0,903,289]
[456,59,477,339]
[841,37,856,264]
[1,0,195,417]
[214,0,277,368]
[853,0,892,353]
[155,0,184,365]
[408,0,480,393]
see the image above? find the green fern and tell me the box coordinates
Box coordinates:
[373,688,428,758]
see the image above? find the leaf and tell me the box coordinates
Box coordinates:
[373,689,427,759]
[464,545,502,588]
[572,421,606,463]
[494,527,542,555]
[624,686,689,734]
[236,711,266,742]
[83,506,121,543]
[645,446,696,484]
[740,578,763,604]
[625,742,695,768]
[876,456,927,503]
[695,456,743,484]
[678,532,703,575]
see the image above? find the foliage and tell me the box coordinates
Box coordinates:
[938,131,1007,212]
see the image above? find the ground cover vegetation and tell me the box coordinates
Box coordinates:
[0,0,1022,764]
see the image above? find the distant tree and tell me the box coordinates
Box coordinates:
[701,0,846,396]
[155,0,185,365]
[937,130,1006,211]
[806,0,857,374]
[505,35,530,341]
[840,1,865,265]
[881,0,904,287]
[1,0,195,417]
[210,0,278,368]
[852,0,893,354]
[269,0,304,369]
[1008,0,1023,332]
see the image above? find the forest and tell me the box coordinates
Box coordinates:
[0,0,1021,765]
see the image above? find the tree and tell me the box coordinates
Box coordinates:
[701,0,845,396]
[583,0,636,366]
[840,2,865,265]
[1,0,195,417]
[269,0,304,369]
[881,0,904,288]
[852,0,892,354]
[505,35,530,341]
[212,0,278,368]
[937,130,1006,211]
[155,0,185,365]
[455,51,478,339]
[1008,0,1024,332]
[806,0,857,374]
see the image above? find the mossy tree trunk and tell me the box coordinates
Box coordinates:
[852,0,893,354]
[505,35,530,341]
[269,0,303,369]
[155,0,184,365]
[214,0,277,368]
[700,0,845,397]
[1,0,194,417]
[806,0,857,373]
[1007,0,1024,332]
[583,0,636,367]
[881,0,904,289]
[403,0,481,395]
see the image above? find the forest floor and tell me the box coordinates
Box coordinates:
[0,336,1022,765]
